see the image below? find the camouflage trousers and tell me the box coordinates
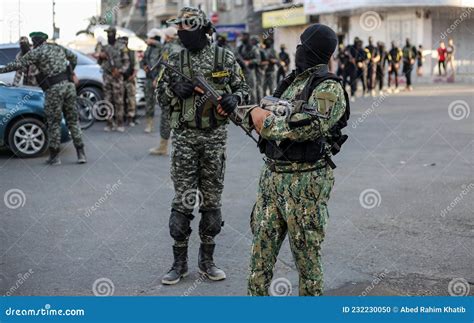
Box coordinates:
[170,126,227,214]
[263,71,276,97]
[144,78,156,118]
[103,73,124,126]
[244,69,257,104]
[124,79,136,118]
[254,68,264,103]
[159,104,171,140]
[44,81,83,150]
[247,163,334,296]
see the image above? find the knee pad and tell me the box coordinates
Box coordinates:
[169,209,194,241]
[199,209,223,238]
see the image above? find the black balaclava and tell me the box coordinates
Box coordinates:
[263,38,273,49]
[20,41,30,55]
[406,38,411,47]
[31,36,46,48]
[368,36,373,47]
[241,33,250,46]
[107,32,116,45]
[294,23,338,74]
[217,35,226,47]
[391,41,396,49]
[178,27,208,51]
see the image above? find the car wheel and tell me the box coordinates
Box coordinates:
[8,118,48,158]
[78,86,103,105]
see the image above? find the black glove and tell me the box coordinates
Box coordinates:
[220,94,240,115]
[171,81,195,100]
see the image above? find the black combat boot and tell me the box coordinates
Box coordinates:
[76,146,87,164]
[46,147,61,166]
[198,243,226,281]
[162,245,189,285]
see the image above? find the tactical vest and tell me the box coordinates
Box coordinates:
[172,45,232,129]
[259,65,350,169]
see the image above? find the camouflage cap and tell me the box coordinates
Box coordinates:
[166,7,209,28]
[29,31,48,40]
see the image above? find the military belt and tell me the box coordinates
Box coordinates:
[264,158,327,173]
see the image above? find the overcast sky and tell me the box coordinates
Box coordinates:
[0,0,100,43]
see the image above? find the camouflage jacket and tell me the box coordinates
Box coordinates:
[0,42,76,78]
[260,65,346,144]
[162,38,182,61]
[141,42,163,79]
[97,42,130,75]
[13,51,39,86]
[157,43,249,119]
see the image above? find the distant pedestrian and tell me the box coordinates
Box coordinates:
[446,39,455,76]
[437,41,447,76]
[416,45,423,77]
[276,44,290,84]
[402,38,417,91]
[387,41,402,93]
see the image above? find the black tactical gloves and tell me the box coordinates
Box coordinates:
[171,81,195,100]
[220,94,240,115]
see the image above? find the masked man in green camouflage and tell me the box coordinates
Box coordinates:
[157,7,249,285]
[246,24,350,296]
[97,26,130,132]
[0,32,86,165]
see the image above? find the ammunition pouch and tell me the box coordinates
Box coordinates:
[259,137,326,163]
[36,71,69,91]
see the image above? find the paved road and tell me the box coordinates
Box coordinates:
[1,84,473,296]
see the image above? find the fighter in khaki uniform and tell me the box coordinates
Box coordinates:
[141,28,163,133]
[246,24,350,296]
[97,26,130,132]
[157,7,249,285]
[0,32,86,165]
[149,27,182,156]
[119,36,139,126]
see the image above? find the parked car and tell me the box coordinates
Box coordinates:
[0,43,145,108]
[0,82,70,158]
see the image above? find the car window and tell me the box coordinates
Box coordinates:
[72,50,97,65]
[0,48,20,65]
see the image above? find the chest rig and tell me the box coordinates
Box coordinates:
[172,45,232,129]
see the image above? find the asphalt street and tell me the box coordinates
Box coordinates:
[1,84,473,296]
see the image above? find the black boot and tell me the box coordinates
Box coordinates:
[198,243,226,281]
[76,146,87,164]
[162,245,188,285]
[46,147,61,166]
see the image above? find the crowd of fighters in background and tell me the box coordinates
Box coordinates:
[335,37,457,101]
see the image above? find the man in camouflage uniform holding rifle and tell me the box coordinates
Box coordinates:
[244,24,350,296]
[157,7,249,285]
[0,31,86,165]
[97,26,130,132]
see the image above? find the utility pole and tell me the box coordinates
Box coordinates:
[52,0,56,39]
[18,0,21,39]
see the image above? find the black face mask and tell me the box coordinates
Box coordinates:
[107,34,116,45]
[31,37,46,48]
[178,28,208,51]
[20,42,30,55]
[295,24,338,74]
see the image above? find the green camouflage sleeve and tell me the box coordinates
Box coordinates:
[260,80,346,141]
[252,46,261,65]
[63,46,77,70]
[156,51,180,108]
[224,49,250,103]
[0,50,38,74]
